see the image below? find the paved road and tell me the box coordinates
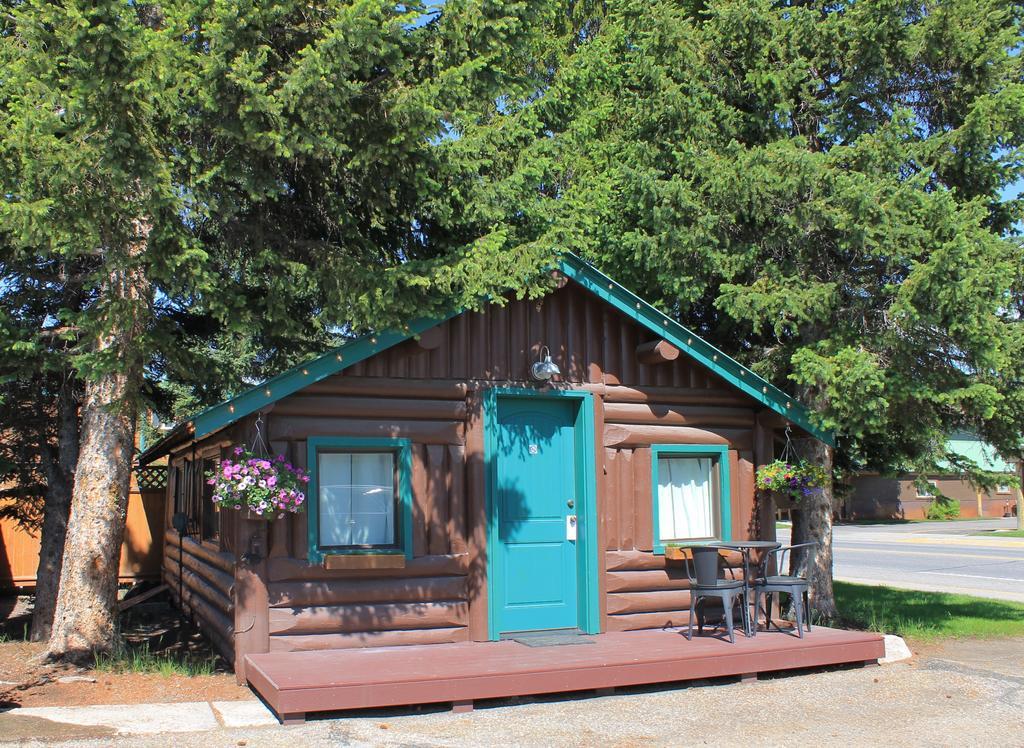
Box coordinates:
[780,518,1024,603]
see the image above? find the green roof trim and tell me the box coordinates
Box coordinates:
[558,255,832,445]
[190,313,458,439]
[165,252,831,449]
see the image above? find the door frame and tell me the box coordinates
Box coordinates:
[483,387,600,640]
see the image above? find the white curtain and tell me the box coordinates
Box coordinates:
[657,456,714,541]
[319,452,394,546]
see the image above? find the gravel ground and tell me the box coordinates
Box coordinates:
[4,638,1023,747]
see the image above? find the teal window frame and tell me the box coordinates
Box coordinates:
[651,444,732,554]
[306,436,414,564]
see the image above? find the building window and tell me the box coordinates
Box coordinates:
[652,445,731,553]
[200,457,219,542]
[916,480,938,498]
[307,437,413,562]
[996,483,1011,495]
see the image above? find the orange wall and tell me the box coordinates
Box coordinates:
[0,487,165,590]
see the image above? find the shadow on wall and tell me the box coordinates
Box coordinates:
[120,490,166,576]
[0,528,14,598]
[251,416,540,645]
[848,478,905,520]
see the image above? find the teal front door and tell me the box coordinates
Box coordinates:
[494,397,579,633]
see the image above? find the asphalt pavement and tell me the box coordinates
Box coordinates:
[779,518,1024,603]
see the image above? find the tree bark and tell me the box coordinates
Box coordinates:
[789,437,839,619]
[30,374,80,641]
[47,221,150,661]
[1016,459,1022,532]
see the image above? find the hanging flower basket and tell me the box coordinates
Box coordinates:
[208,447,310,520]
[755,459,828,508]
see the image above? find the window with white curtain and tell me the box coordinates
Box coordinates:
[318,452,396,548]
[657,455,718,542]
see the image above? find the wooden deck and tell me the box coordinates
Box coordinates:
[245,626,884,723]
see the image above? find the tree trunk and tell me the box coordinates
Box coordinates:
[30,375,80,642]
[47,220,150,661]
[1016,459,1023,532]
[790,437,839,620]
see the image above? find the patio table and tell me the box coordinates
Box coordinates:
[714,540,780,637]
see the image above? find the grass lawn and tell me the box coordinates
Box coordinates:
[834,581,1024,642]
[971,529,1024,538]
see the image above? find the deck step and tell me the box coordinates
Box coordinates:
[246,627,884,723]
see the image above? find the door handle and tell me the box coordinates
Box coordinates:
[566,514,577,541]
[567,499,574,509]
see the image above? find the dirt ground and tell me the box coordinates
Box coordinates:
[0,595,250,709]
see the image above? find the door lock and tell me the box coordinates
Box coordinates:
[567,499,574,508]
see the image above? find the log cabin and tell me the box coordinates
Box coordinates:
[139,253,882,721]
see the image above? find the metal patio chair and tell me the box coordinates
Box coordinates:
[683,545,749,644]
[752,541,818,638]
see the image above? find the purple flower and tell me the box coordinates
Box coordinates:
[234,447,244,456]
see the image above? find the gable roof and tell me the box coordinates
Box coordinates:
[141,253,831,462]
[943,432,1018,474]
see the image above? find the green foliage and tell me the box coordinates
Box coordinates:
[835,581,1024,642]
[0,0,566,430]
[453,0,1024,477]
[924,497,962,521]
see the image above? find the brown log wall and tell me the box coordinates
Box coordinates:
[340,283,728,389]
[163,529,235,663]
[167,279,784,663]
[264,553,472,652]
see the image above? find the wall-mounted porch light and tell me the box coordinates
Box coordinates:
[531,346,561,382]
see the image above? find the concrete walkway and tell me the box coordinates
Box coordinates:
[0,699,277,742]
[1,637,1020,747]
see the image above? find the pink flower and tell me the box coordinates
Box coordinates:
[234,447,244,456]
[267,475,277,487]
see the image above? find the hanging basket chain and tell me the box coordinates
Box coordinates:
[250,411,271,458]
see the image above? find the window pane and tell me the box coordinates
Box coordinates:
[318,452,395,548]
[658,456,715,541]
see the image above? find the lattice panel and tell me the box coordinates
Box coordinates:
[135,465,168,490]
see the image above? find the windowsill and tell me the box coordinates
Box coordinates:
[657,539,722,555]
[321,552,407,570]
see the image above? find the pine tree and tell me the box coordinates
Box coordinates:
[450,0,1024,615]
[0,0,558,659]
